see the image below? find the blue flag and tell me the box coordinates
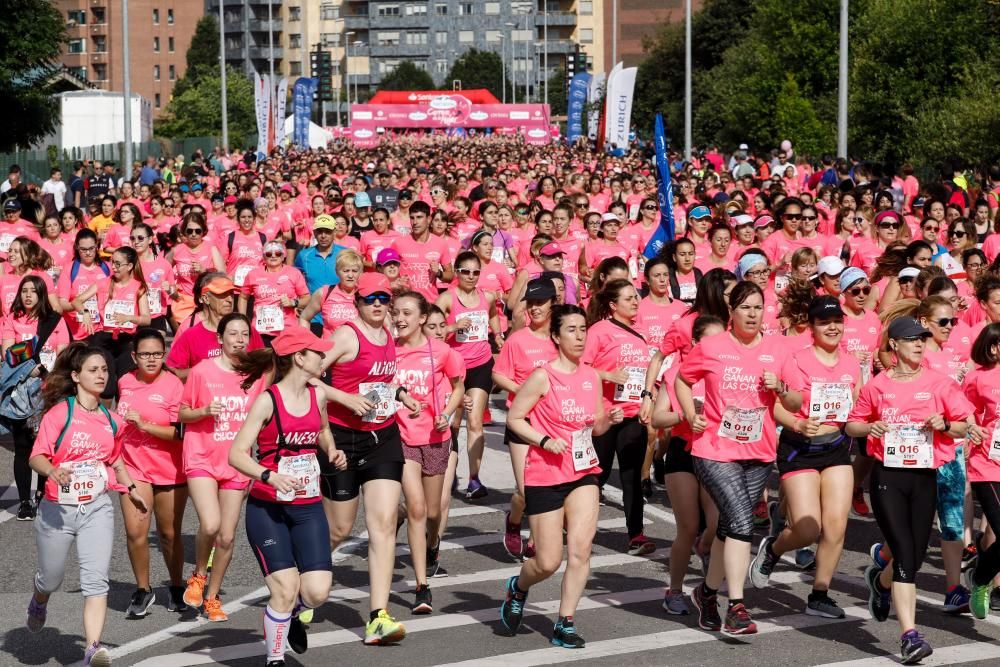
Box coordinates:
[643,113,675,259]
[292,77,319,149]
[566,73,591,144]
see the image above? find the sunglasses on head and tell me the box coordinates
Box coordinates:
[848,286,872,297]
[457,268,481,277]
[931,317,959,327]
[184,227,204,236]
[878,222,902,230]
[361,293,391,306]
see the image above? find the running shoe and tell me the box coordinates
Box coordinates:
[551,617,585,648]
[662,589,690,615]
[627,533,656,556]
[298,607,314,624]
[15,500,34,521]
[965,567,991,620]
[869,542,890,570]
[865,564,891,622]
[288,615,308,654]
[83,641,111,667]
[166,585,190,613]
[900,629,933,664]
[503,511,524,561]
[723,603,757,636]
[413,585,433,614]
[182,572,207,608]
[641,478,653,499]
[465,478,488,501]
[25,595,46,633]
[265,662,285,667]
[499,575,527,635]
[483,407,493,425]
[652,455,666,485]
[962,544,979,573]
[752,499,770,528]
[749,536,778,588]
[851,487,871,518]
[427,542,441,578]
[524,540,536,559]
[767,500,785,539]
[691,583,722,631]
[203,596,228,622]
[795,547,817,570]
[991,587,1000,611]
[806,595,846,619]
[364,609,406,645]
[943,585,971,615]
[126,587,155,618]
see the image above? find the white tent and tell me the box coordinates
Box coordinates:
[282,115,333,149]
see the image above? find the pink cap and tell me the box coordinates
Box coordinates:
[280,183,294,194]
[376,247,401,266]
[271,325,334,356]
[223,195,238,205]
[357,273,392,297]
[539,242,564,256]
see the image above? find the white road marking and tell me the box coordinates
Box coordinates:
[814,639,1000,666]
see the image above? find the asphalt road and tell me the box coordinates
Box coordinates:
[2,401,999,666]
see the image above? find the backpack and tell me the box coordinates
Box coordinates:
[52,396,117,454]
[669,267,703,302]
[70,259,111,284]
[228,230,267,255]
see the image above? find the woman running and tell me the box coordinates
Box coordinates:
[228,326,347,665]
[25,343,148,667]
[179,313,266,622]
[748,295,860,619]
[676,280,801,635]
[131,221,176,333]
[392,292,465,609]
[317,272,421,645]
[499,304,624,647]
[239,240,310,344]
[846,315,973,663]
[117,328,188,616]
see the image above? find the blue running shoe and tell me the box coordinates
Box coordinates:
[870,542,890,570]
[900,629,933,664]
[866,564,891,622]
[551,617,585,648]
[499,575,527,635]
[943,585,970,615]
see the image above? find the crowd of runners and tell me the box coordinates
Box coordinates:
[4,136,1000,665]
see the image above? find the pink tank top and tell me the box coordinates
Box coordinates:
[446,287,492,368]
[524,363,602,487]
[328,321,397,431]
[321,286,358,338]
[251,385,322,504]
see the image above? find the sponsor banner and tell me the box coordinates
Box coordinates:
[523,126,551,146]
[566,72,592,144]
[606,66,637,151]
[603,62,623,144]
[588,72,605,141]
[273,77,289,146]
[349,102,550,129]
[254,72,271,159]
[292,77,318,149]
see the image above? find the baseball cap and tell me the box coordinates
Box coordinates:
[3,199,21,211]
[898,267,920,280]
[522,277,557,301]
[539,242,565,257]
[354,192,372,208]
[808,295,845,321]
[378,169,391,176]
[838,267,868,291]
[313,214,336,231]
[731,214,754,228]
[817,256,846,277]
[887,316,931,340]
[204,276,236,295]
[754,214,775,230]
[357,273,392,297]
[280,183,294,194]
[272,325,334,356]
[912,196,927,208]
[223,195,238,205]
[211,193,224,203]
[376,247,401,266]
[601,212,621,224]
[688,205,712,220]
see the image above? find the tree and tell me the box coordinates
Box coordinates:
[185,15,221,81]
[0,0,66,151]
[154,67,256,145]
[378,61,435,91]
[444,49,510,100]
[547,68,568,116]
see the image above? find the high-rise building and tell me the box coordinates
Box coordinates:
[56,0,204,116]
[212,0,285,79]
[603,0,702,68]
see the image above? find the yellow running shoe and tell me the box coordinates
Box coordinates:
[364,609,406,645]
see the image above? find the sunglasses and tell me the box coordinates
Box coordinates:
[130,235,147,242]
[853,216,866,222]
[923,226,939,233]
[361,293,391,306]
[642,205,658,211]
[430,189,445,195]
[878,222,902,230]
[457,268,481,277]
[801,215,818,221]
[848,286,872,297]
[952,230,967,238]
[931,317,959,327]
[899,276,915,285]
[899,336,926,343]
[184,228,205,236]
[782,213,802,220]
[264,251,284,258]
[575,203,589,209]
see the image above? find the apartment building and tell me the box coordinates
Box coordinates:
[603,0,701,68]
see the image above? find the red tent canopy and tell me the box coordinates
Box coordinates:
[367,89,501,105]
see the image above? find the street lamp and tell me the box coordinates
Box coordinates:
[219,0,228,149]
[345,31,355,116]
[534,41,544,103]
[505,22,516,103]
[354,40,364,105]
[499,34,506,104]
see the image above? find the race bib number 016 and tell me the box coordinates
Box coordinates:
[808,383,853,423]
[58,459,108,505]
[455,311,489,343]
[359,382,394,423]
[276,453,320,501]
[883,424,933,469]
[718,406,766,443]
[613,366,646,403]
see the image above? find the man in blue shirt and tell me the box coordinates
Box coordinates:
[293,214,345,335]
[139,157,160,186]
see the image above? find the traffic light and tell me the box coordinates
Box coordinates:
[565,47,577,92]
[310,49,334,102]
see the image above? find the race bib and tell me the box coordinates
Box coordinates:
[613,366,646,403]
[679,281,697,301]
[103,299,134,328]
[629,203,640,220]
[0,233,15,253]
[233,264,253,287]
[774,270,790,293]
[40,348,56,372]
[76,296,99,322]
[57,459,108,505]
[359,381,394,423]
[276,453,321,501]
[718,406,766,443]
[883,423,934,468]
[491,246,505,264]
[146,288,162,314]
[627,255,639,280]
[571,426,599,472]
[455,310,489,343]
[988,427,1000,462]
[808,382,853,423]
[255,304,285,333]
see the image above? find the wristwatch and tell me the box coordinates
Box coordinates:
[260,469,272,484]
[640,390,654,400]
[942,419,951,433]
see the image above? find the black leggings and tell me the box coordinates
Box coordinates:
[693,457,772,542]
[595,416,647,539]
[972,482,1000,586]
[10,418,43,502]
[870,463,937,584]
[88,331,136,399]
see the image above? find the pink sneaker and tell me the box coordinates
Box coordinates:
[503,512,524,560]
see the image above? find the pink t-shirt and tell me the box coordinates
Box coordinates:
[94,276,143,334]
[760,231,800,267]
[359,229,402,266]
[635,297,687,349]
[38,237,73,269]
[140,256,175,318]
[165,321,264,371]
[181,358,265,481]
[0,269,54,314]
[118,370,185,486]
[223,230,266,286]
[848,368,973,468]
[781,346,861,424]
[0,313,70,371]
[393,338,465,445]
[580,318,652,419]
[57,262,109,340]
[392,235,452,301]
[0,221,40,259]
[445,287,493,368]
[963,366,1000,482]
[494,327,557,407]
[242,266,308,335]
[320,285,358,338]
[32,400,124,502]
[171,242,218,296]
[679,331,791,462]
